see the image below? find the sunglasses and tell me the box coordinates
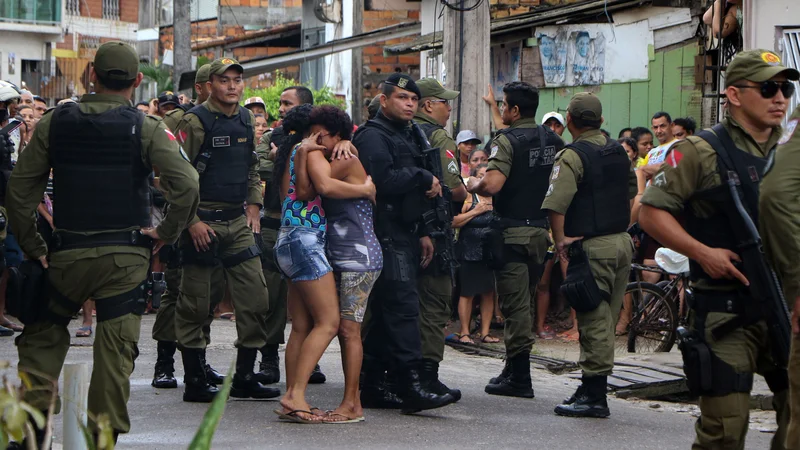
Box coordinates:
[733,81,796,99]
[429,99,449,106]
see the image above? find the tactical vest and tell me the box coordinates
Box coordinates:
[686,124,768,288]
[494,125,557,224]
[353,115,427,231]
[263,126,287,212]
[177,102,193,113]
[418,122,442,141]
[49,102,151,231]
[563,138,631,238]
[187,104,254,203]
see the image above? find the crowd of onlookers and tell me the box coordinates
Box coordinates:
[448,95,697,345]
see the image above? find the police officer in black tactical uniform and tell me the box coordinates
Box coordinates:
[353,73,456,414]
[468,81,564,398]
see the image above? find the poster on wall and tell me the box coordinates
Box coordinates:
[491,44,521,98]
[8,53,15,76]
[536,21,651,87]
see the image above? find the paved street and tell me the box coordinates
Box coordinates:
[0,316,776,449]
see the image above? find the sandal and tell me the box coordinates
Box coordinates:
[537,328,556,340]
[75,326,92,338]
[219,312,235,321]
[478,334,500,344]
[273,409,322,424]
[322,412,365,424]
[0,321,23,332]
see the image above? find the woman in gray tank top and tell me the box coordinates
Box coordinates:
[293,106,382,423]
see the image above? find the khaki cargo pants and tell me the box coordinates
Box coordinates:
[17,251,148,434]
[418,273,452,362]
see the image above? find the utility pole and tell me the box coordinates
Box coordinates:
[173,0,192,93]
[443,0,490,140]
[351,0,364,124]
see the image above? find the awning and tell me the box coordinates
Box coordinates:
[385,0,650,55]
[240,21,421,78]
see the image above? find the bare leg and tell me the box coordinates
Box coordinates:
[478,292,499,342]
[280,273,340,421]
[616,293,633,334]
[328,319,364,421]
[283,284,308,393]
[456,295,474,344]
[641,259,661,284]
[536,259,554,335]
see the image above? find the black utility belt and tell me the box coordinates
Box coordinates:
[197,208,244,222]
[690,289,750,315]
[496,217,548,229]
[50,230,152,252]
[260,216,281,231]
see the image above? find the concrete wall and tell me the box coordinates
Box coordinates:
[743,0,799,52]
[0,31,50,87]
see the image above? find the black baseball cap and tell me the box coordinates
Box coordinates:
[384,73,421,98]
[158,91,179,107]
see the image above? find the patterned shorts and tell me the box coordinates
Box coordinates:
[336,270,381,323]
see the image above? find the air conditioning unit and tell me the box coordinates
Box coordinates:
[314,0,341,24]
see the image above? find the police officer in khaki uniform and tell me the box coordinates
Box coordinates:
[640,50,795,449]
[7,41,200,442]
[413,78,467,401]
[175,57,278,402]
[254,86,326,385]
[760,104,800,450]
[468,81,564,398]
[541,93,636,418]
[151,63,223,389]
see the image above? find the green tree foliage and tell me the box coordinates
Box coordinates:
[243,73,345,122]
[139,63,174,93]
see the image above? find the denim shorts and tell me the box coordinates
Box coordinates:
[274,226,332,282]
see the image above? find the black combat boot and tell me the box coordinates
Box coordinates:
[6,410,48,449]
[152,341,178,389]
[484,352,534,398]
[181,348,219,403]
[255,344,280,384]
[554,375,610,418]
[309,364,326,384]
[489,359,512,385]
[200,348,225,385]
[398,364,456,414]
[421,359,462,402]
[562,384,587,405]
[230,347,281,399]
[360,361,403,409]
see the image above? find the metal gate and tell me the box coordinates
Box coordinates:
[780,28,800,126]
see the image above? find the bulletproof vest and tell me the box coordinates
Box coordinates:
[354,115,427,230]
[494,125,557,222]
[49,102,151,231]
[686,124,768,287]
[187,104,254,203]
[418,121,442,141]
[563,138,631,238]
[177,102,193,112]
[263,126,287,212]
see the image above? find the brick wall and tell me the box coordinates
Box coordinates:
[221,0,301,7]
[362,9,420,76]
[490,0,592,19]
[120,0,138,22]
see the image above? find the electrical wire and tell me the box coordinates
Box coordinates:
[439,0,483,13]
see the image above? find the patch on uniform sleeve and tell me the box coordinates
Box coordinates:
[551,165,560,180]
[178,130,188,144]
[165,129,177,141]
[778,119,798,145]
[653,172,667,187]
[445,149,455,159]
[490,145,499,158]
[666,149,683,168]
[545,183,554,197]
[179,147,190,162]
[448,160,459,175]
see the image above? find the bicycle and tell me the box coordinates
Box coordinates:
[623,262,693,354]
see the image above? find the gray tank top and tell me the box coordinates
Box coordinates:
[324,197,383,272]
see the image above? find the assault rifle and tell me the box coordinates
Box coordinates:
[410,123,459,287]
[726,177,792,368]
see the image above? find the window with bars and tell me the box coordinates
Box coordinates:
[103,0,119,19]
[65,0,79,15]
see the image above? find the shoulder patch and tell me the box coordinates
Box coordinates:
[164,129,176,141]
[445,149,455,159]
[490,145,499,158]
[551,165,560,180]
[778,119,798,146]
[653,171,667,187]
[448,160,459,175]
[179,147,190,162]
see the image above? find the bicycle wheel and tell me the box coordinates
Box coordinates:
[625,282,678,353]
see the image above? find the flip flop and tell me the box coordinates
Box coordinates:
[478,334,500,344]
[75,326,92,338]
[219,312,235,321]
[322,412,365,424]
[273,409,322,424]
[0,321,23,332]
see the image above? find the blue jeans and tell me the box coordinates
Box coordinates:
[274,227,332,282]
